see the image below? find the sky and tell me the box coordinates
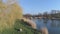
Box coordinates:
[18,0,60,14]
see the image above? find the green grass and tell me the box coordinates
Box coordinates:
[0,19,41,34]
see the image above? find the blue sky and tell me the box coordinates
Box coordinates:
[18,0,60,14]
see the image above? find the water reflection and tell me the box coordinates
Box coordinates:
[50,20,60,28]
[33,19,60,34]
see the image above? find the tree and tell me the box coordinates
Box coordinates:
[43,11,48,18]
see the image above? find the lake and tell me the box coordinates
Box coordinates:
[32,18,60,34]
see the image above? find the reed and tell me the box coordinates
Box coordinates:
[0,1,22,32]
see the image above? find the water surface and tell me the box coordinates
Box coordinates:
[33,19,60,34]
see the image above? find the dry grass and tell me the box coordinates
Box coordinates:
[0,2,22,31]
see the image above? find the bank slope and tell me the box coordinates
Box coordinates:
[0,19,41,34]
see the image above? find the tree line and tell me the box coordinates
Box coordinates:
[23,10,60,19]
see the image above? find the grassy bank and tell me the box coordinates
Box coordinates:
[0,19,41,34]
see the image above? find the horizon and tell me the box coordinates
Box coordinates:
[18,0,60,15]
